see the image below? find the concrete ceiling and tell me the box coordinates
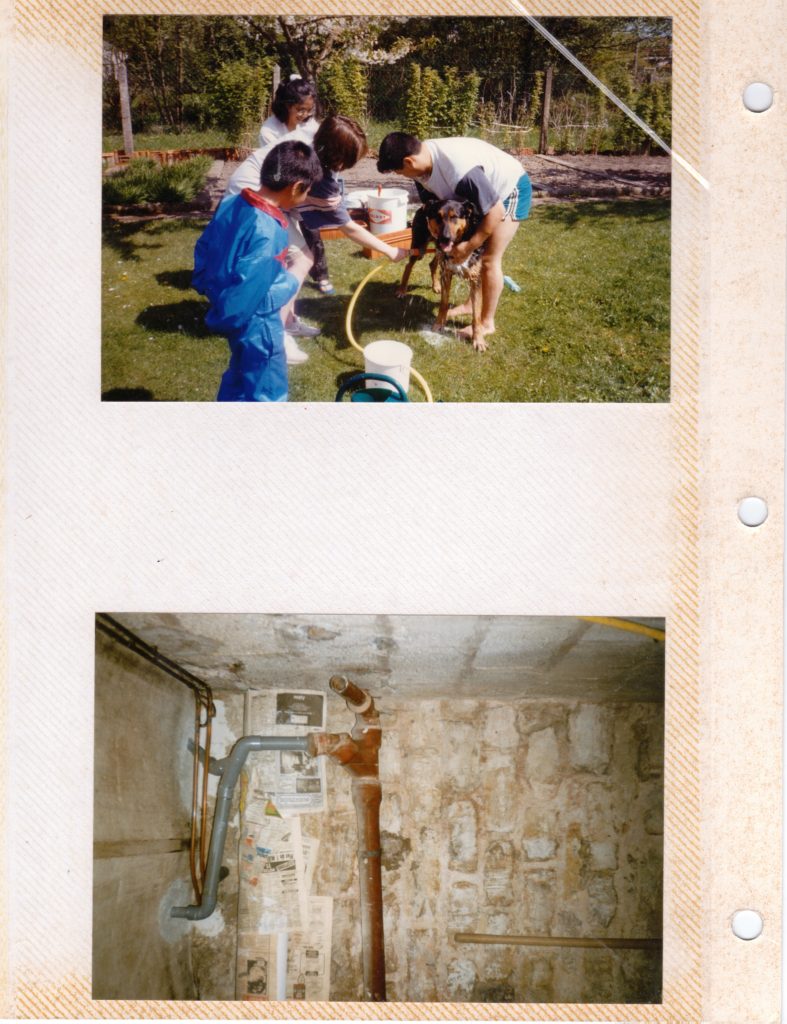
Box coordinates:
[109,614,665,703]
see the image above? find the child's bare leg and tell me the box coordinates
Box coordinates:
[447,298,473,319]
[281,245,313,328]
[457,218,519,342]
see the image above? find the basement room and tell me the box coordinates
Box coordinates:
[93,612,664,1005]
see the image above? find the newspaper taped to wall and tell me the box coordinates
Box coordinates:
[238,813,308,932]
[285,896,334,1001]
[246,689,328,813]
[236,931,286,1000]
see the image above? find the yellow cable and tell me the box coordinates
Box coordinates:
[344,260,434,403]
[579,617,665,642]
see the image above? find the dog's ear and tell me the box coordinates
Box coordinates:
[462,200,479,224]
[424,198,443,219]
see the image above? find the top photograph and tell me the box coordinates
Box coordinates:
[101,15,671,404]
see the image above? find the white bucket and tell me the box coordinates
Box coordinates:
[366,188,408,235]
[363,340,412,395]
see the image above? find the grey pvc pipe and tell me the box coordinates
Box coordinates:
[171,734,311,920]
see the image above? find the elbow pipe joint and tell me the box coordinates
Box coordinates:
[171,734,311,919]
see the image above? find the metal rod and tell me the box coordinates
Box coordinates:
[455,932,662,951]
[96,614,215,710]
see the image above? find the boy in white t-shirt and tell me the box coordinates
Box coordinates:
[377,132,531,348]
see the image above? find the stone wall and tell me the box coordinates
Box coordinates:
[94,653,662,1005]
[298,695,663,1004]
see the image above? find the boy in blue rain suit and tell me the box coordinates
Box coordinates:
[193,140,322,401]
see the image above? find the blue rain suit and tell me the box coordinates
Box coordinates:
[193,190,299,402]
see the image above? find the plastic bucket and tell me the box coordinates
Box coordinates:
[366,189,408,235]
[363,340,412,394]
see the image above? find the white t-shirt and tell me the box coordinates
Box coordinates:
[226,146,271,197]
[419,138,524,214]
[258,114,319,149]
[226,121,318,197]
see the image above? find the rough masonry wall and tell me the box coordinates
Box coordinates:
[93,632,198,1000]
[301,696,663,1004]
[93,638,246,1001]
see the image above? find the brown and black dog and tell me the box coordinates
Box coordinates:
[397,198,487,351]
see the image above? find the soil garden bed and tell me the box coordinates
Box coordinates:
[103,150,670,223]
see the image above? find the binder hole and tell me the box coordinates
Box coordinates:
[743,83,773,112]
[738,497,768,527]
[731,909,763,940]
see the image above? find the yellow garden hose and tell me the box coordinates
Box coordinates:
[345,261,435,403]
[579,617,665,642]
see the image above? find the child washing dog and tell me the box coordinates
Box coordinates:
[377,132,532,350]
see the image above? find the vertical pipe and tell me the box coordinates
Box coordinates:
[324,676,386,1001]
[199,707,212,879]
[189,696,202,898]
[351,777,385,1001]
[172,735,310,920]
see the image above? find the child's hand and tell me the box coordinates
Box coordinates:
[389,247,409,263]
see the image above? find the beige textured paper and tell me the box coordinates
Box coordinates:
[3,0,786,1022]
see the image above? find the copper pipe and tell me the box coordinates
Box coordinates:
[311,678,386,1001]
[199,704,213,881]
[353,776,384,1000]
[455,932,662,951]
[189,696,202,899]
[329,674,372,711]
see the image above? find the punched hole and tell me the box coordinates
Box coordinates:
[742,83,774,112]
[738,497,768,527]
[731,909,763,941]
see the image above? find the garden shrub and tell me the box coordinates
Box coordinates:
[103,155,212,206]
[206,59,273,142]
[402,64,479,137]
[403,64,429,138]
[318,56,368,124]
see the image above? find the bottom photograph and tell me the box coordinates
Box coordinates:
[93,613,665,1004]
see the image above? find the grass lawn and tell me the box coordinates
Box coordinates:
[103,128,234,152]
[102,122,531,155]
[102,199,669,403]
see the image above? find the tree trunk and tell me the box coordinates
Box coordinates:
[538,64,553,154]
[114,52,134,155]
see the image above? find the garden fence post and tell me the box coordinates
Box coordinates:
[113,49,134,157]
[539,64,553,154]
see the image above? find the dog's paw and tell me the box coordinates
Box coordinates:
[432,320,446,334]
[395,287,408,299]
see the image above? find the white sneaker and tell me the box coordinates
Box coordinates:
[288,316,321,338]
[284,333,309,365]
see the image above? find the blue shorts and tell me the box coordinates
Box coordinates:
[502,173,532,221]
[216,313,288,403]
